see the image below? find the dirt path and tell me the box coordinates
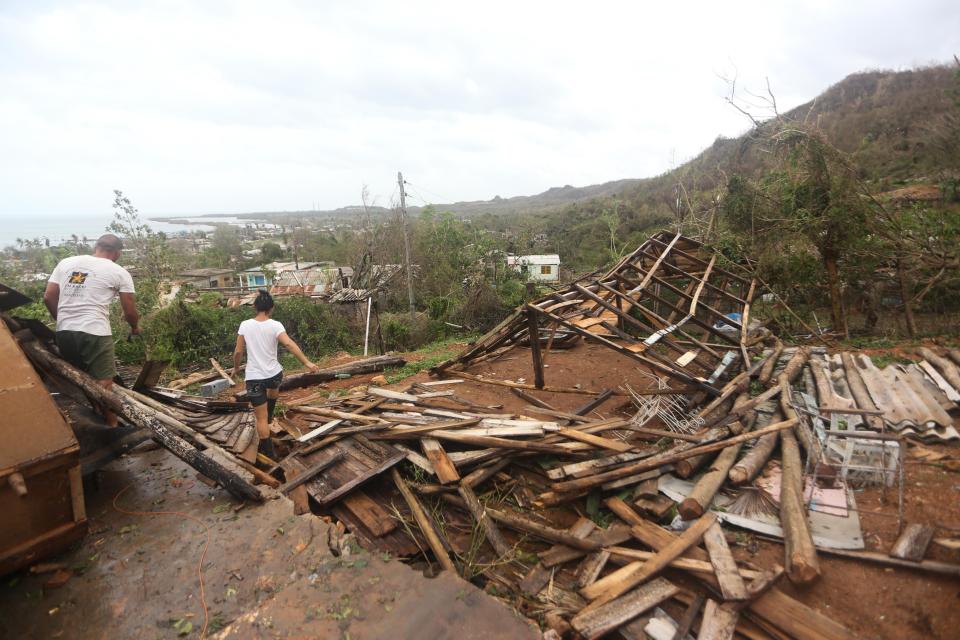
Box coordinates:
[0,448,538,639]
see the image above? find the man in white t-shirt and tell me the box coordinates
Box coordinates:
[43,234,140,426]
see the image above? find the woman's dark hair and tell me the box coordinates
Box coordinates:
[254,289,275,312]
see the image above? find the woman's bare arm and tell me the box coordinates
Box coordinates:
[232,335,245,380]
[278,332,319,371]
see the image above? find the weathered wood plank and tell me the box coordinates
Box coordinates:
[702,522,748,601]
[571,577,679,640]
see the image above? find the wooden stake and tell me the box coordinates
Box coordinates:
[391,468,456,573]
[457,482,511,558]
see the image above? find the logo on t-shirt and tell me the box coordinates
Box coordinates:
[68,271,89,285]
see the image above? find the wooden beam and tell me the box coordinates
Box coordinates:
[571,577,679,640]
[457,482,512,558]
[525,306,545,388]
[702,522,749,601]
[391,468,457,573]
[551,418,798,494]
[580,513,717,607]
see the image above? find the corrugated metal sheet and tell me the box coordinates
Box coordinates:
[818,353,959,441]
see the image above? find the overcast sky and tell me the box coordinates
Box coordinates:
[1,1,957,219]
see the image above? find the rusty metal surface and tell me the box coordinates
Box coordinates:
[0,320,78,471]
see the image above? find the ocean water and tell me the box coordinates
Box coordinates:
[0,215,271,249]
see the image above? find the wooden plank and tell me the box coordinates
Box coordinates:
[605,548,762,580]
[698,599,738,640]
[519,563,553,596]
[557,427,633,453]
[368,387,419,402]
[672,593,705,640]
[390,468,456,573]
[297,419,343,442]
[280,459,313,515]
[421,438,460,484]
[890,523,935,562]
[341,489,398,537]
[539,525,631,568]
[702,522,748,601]
[576,550,610,588]
[580,513,716,607]
[458,482,511,557]
[278,451,345,494]
[571,577,679,640]
[609,499,856,640]
[210,358,236,385]
[301,435,406,506]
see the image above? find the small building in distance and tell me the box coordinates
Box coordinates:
[239,261,318,289]
[177,268,235,289]
[507,254,560,282]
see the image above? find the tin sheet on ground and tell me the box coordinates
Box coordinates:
[658,474,865,550]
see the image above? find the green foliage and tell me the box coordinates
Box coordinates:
[260,242,285,261]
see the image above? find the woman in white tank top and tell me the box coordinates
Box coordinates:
[232,290,318,458]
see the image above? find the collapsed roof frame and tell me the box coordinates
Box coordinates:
[433,231,757,397]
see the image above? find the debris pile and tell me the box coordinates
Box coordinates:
[5,230,960,639]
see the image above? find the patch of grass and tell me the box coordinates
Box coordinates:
[870,353,913,368]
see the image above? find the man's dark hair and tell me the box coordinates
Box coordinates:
[254,289,275,312]
[95,234,124,252]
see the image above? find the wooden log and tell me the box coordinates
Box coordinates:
[571,577,679,640]
[702,522,748,601]
[728,408,781,486]
[580,513,717,607]
[526,306,546,389]
[757,339,783,386]
[557,428,633,453]
[276,355,406,391]
[457,482,512,558]
[815,547,960,577]
[551,419,798,494]
[889,523,935,562]
[679,422,748,519]
[430,431,579,455]
[839,352,885,431]
[209,358,235,385]
[777,348,809,387]
[778,373,823,464]
[21,338,263,503]
[778,382,821,584]
[421,438,460,484]
[390,468,457,573]
[481,505,599,551]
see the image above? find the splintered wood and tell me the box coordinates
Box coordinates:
[17,231,890,640]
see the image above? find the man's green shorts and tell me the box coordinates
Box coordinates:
[56,330,117,380]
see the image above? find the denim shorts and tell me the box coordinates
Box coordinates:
[245,371,282,406]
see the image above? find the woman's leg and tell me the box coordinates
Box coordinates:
[266,388,280,424]
[254,402,270,438]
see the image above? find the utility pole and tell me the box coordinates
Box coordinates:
[398,171,416,320]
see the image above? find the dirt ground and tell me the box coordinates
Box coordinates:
[5,340,959,639]
[0,448,538,639]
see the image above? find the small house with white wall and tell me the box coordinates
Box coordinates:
[507,254,560,282]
